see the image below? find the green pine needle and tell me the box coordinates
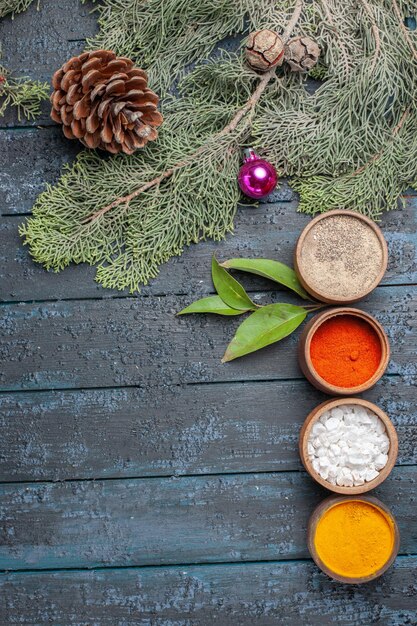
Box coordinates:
[19,0,417,292]
[0,60,49,121]
[0,0,37,19]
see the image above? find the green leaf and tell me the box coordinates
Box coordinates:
[222,304,307,363]
[212,256,257,311]
[177,295,244,316]
[221,258,310,300]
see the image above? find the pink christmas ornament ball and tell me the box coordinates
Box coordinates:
[238,148,278,199]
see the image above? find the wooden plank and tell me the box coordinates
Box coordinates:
[0,466,416,571]
[0,377,415,482]
[1,556,417,625]
[0,0,97,127]
[0,286,415,392]
[0,128,81,217]
[2,193,416,299]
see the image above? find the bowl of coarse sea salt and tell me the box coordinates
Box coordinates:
[299,398,398,494]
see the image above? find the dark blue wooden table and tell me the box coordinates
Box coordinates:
[0,2,416,624]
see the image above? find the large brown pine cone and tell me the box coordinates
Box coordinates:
[51,50,163,155]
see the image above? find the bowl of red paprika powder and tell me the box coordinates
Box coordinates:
[298,308,390,395]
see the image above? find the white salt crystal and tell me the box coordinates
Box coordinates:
[374,453,388,470]
[327,431,342,443]
[356,409,372,424]
[325,417,340,431]
[320,467,330,480]
[319,433,330,447]
[344,416,356,428]
[312,459,321,473]
[312,422,326,436]
[331,408,344,420]
[365,468,379,482]
[336,474,344,486]
[328,465,338,477]
[347,455,366,467]
[379,437,390,454]
[375,420,386,434]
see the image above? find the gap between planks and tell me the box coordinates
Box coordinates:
[0,461,416,488]
[0,371,403,397]
[1,553,416,577]
[0,282,416,307]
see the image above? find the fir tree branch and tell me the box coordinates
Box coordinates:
[0,62,49,121]
[391,0,417,61]
[319,0,351,76]
[282,0,303,40]
[350,108,410,177]
[82,71,273,223]
[0,0,36,18]
[21,0,417,293]
[358,0,381,72]
[83,0,304,224]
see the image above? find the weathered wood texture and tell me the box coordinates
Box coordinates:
[0,466,416,571]
[0,128,80,217]
[1,197,417,302]
[0,377,415,482]
[0,286,415,392]
[1,557,417,626]
[0,0,97,128]
[1,2,416,622]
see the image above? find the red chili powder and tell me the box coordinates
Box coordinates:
[310,315,382,388]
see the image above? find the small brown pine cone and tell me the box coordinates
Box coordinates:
[284,36,320,72]
[245,29,284,72]
[50,50,163,155]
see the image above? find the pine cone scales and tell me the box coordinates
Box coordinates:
[285,36,320,72]
[51,50,163,154]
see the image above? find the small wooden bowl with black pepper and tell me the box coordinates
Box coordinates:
[294,210,388,304]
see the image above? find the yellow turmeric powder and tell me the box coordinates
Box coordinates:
[314,500,395,579]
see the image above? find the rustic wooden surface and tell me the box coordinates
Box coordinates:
[0,2,416,624]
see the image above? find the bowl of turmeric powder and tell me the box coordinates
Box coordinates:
[298,307,390,395]
[307,495,400,583]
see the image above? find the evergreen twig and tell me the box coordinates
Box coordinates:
[84,0,303,223]
[20,0,417,292]
[358,0,381,72]
[391,0,417,60]
[0,0,36,18]
[83,70,275,223]
[0,61,49,121]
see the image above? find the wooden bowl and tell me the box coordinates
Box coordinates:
[299,397,398,494]
[307,494,400,583]
[298,307,390,395]
[294,210,388,304]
